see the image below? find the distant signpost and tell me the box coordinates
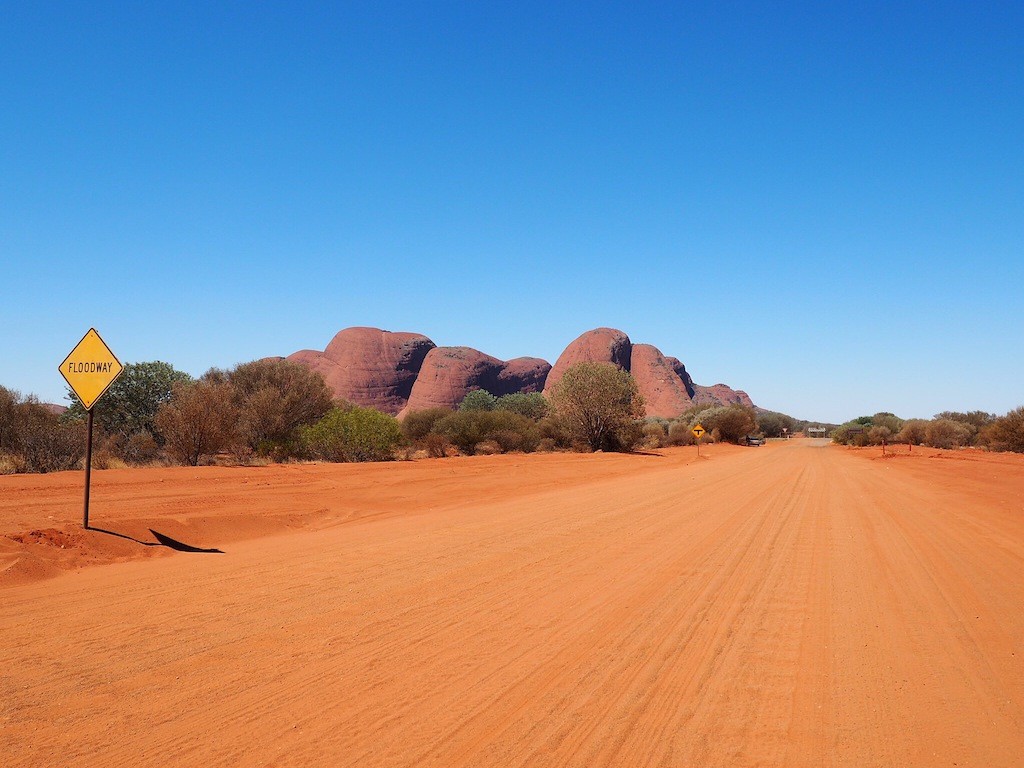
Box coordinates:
[59,329,123,528]
[692,423,706,456]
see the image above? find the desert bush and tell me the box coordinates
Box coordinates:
[422,432,451,458]
[0,451,27,474]
[459,389,498,412]
[0,386,19,452]
[123,431,160,464]
[300,406,403,462]
[979,407,1024,453]
[433,409,539,455]
[495,392,549,420]
[228,359,334,457]
[867,425,893,445]
[156,381,238,466]
[870,412,904,435]
[536,437,558,452]
[832,421,871,446]
[641,421,667,449]
[896,419,929,445]
[701,405,757,444]
[19,406,86,473]
[934,411,995,435]
[756,411,796,438]
[548,362,645,452]
[473,440,502,455]
[401,408,453,442]
[924,418,973,449]
[0,389,86,472]
[667,420,696,446]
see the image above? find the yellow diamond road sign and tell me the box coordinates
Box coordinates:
[59,328,123,410]
[692,424,706,439]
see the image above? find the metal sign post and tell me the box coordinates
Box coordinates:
[83,410,95,528]
[692,424,706,457]
[58,329,123,529]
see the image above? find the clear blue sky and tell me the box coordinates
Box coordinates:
[2,1,1021,424]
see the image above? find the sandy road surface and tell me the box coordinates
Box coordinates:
[2,441,1023,766]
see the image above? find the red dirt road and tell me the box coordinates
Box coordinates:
[2,441,1022,766]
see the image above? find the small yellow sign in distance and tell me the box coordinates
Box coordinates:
[59,328,124,410]
[692,424,706,439]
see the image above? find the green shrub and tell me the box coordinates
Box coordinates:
[459,390,497,412]
[925,418,972,449]
[701,405,757,444]
[228,359,334,457]
[495,392,549,420]
[641,421,667,449]
[896,419,929,445]
[433,409,539,455]
[300,406,403,463]
[401,408,453,441]
[64,361,192,445]
[548,362,645,452]
[756,411,796,438]
[667,420,696,446]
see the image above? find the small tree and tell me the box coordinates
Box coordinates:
[229,359,334,456]
[548,362,645,452]
[301,406,403,462]
[156,381,237,466]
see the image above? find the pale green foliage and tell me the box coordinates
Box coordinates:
[459,389,498,412]
[549,362,645,452]
[495,392,549,420]
[301,406,403,462]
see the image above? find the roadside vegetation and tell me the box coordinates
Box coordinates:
[830,410,1024,452]
[4,361,1022,474]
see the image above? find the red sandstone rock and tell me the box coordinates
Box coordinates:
[693,383,755,409]
[665,357,696,398]
[630,344,695,418]
[497,357,551,395]
[287,325,755,417]
[286,327,434,415]
[544,328,633,395]
[403,347,506,413]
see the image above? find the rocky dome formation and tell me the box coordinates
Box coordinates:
[285,325,755,417]
[286,327,435,415]
[497,357,551,395]
[693,384,755,409]
[629,344,697,419]
[400,349,553,416]
[543,328,633,395]
[402,347,504,413]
